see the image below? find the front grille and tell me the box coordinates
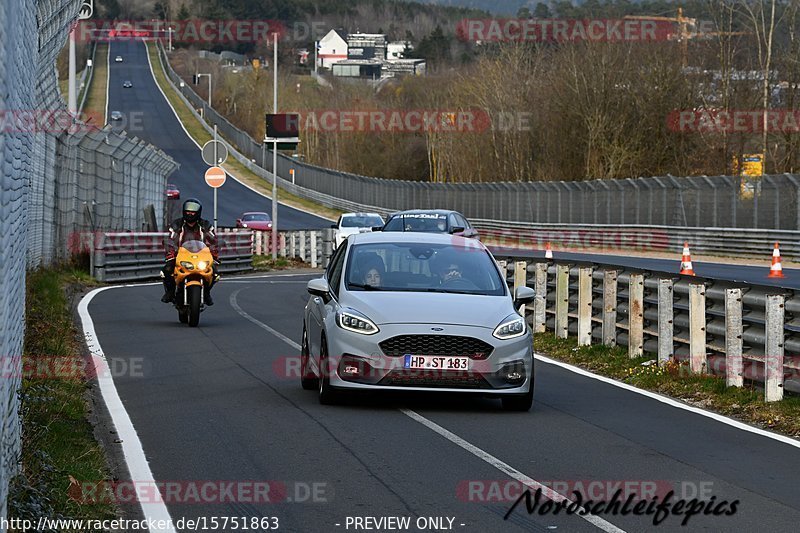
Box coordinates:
[379,370,491,389]
[379,335,493,360]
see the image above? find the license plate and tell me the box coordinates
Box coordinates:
[403,355,471,371]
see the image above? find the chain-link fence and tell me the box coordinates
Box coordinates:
[158,42,800,230]
[1,2,178,525]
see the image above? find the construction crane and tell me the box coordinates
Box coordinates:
[623,8,747,67]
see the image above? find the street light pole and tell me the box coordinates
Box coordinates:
[271,31,278,260]
[196,73,212,106]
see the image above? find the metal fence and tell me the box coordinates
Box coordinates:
[157,42,800,230]
[493,257,799,400]
[0,2,179,526]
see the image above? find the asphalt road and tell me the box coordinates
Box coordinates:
[88,273,800,532]
[105,39,329,230]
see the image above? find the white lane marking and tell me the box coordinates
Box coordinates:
[78,288,176,533]
[401,409,625,532]
[534,352,800,449]
[229,289,301,350]
[143,41,333,221]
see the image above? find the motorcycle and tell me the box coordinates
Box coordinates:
[172,240,215,326]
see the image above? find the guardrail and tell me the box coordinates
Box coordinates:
[251,229,334,268]
[476,220,800,262]
[492,256,799,401]
[92,230,253,282]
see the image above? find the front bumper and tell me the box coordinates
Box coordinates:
[324,323,533,395]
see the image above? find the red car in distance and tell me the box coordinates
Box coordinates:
[236,212,273,230]
[165,184,180,199]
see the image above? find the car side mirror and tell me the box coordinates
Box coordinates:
[330,224,338,229]
[371,226,384,231]
[307,278,331,299]
[513,286,535,308]
[449,226,465,234]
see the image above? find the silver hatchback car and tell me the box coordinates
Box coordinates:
[301,232,535,410]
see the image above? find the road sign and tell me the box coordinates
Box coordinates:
[202,140,228,166]
[205,166,226,188]
[78,0,93,20]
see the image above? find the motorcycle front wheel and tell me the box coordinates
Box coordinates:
[187,285,202,327]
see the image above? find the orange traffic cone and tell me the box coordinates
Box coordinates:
[545,242,553,259]
[680,242,696,275]
[769,242,785,278]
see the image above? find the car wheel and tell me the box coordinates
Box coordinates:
[300,324,318,390]
[501,381,534,412]
[318,336,340,405]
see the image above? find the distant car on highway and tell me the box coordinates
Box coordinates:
[382,209,479,239]
[115,55,123,62]
[165,184,180,199]
[236,212,273,230]
[332,212,385,248]
[110,110,123,121]
[123,80,133,88]
[301,232,535,410]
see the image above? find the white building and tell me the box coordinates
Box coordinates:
[317,29,348,70]
[387,41,413,59]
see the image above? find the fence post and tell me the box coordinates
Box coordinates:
[725,288,743,387]
[279,233,287,258]
[310,231,318,268]
[657,278,673,364]
[255,231,262,255]
[602,270,617,346]
[578,267,593,346]
[628,273,644,358]
[689,283,706,373]
[555,264,569,339]
[514,261,527,315]
[322,228,334,267]
[300,231,307,262]
[534,262,547,333]
[765,294,785,402]
[290,232,297,258]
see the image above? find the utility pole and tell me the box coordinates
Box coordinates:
[271,31,278,260]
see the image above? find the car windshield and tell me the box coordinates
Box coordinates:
[383,214,448,233]
[167,184,176,189]
[243,213,270,221]
[181,240,207,253]
[345,242,505,295]
[341,215,384,228]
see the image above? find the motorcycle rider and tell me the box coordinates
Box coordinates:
[161,198,219,305]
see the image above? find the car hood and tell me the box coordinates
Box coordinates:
[339,291,512,328]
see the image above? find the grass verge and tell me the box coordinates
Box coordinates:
[252,255,310,271]
[145,42,342,221]
[7,266,115,528]
[535,333,800,439]
[83,44,108,125]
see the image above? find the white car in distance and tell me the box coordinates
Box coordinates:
[332,213,385,248]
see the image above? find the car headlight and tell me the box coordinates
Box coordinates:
[179,261,195,270]
[493,315,526,340]
[241,223,248,228]
[197,261,208,270]
[336,309,379,335]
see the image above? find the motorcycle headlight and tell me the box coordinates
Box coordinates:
[197,261,208,270]
[179,261,195,270]
[336,309,379,335]
[493,315,526,340]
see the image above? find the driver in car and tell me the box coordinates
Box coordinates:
[161,198,220,305]
[432,255,464,284]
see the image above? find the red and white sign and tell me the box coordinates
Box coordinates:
[205,166,226,188]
